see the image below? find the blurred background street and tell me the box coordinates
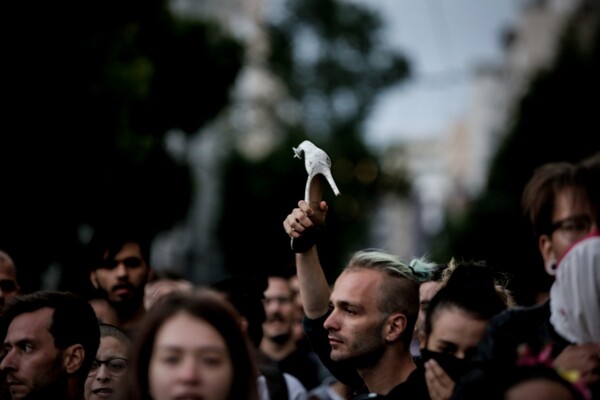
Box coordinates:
[1,0,598,305]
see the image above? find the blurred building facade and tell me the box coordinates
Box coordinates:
[373,0,583,258]
[152,0,583,275]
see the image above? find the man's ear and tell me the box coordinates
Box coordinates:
[89,271,99,289]
[63,344,85,374]
[539,234,558,275]
[385,313,407,342]
[239,316,249,334]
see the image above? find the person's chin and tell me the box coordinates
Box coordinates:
[330,349,349,362]
[7,384,28,400]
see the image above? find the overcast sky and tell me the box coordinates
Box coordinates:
[359,0,529,149]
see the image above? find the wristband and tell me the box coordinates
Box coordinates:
[290,227,323,253]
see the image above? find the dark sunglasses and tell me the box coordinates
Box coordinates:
[0,279,17,293]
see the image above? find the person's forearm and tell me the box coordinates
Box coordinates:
[296,246,330,318]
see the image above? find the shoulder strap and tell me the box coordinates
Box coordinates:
[260,365,289,400]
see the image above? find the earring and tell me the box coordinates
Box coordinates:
[545,259,558,276]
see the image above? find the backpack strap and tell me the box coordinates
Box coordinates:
[260,365,289,400]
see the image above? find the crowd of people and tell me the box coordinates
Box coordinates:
[0,152,598,400]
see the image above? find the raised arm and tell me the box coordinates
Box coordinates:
[283,200,331,319]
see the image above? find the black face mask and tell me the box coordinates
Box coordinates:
[420,348,471,383]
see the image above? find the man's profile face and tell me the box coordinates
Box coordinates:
[90,242,151,304]
[323,269,388,365]
[0,307,65,400]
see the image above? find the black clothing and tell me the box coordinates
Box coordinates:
[260,365,290,400]
[303,312,430,399]
[383,368,430,399]
[473,301,570,364]
[452,300,598,399]
[258,346,329,391]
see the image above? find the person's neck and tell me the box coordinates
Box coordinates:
[65,377,84,400]
[114,301,146,332]
[24,377,82,400]
[357,348,416,395]
[259,337,297,361]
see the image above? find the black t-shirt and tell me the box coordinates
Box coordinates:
[383,367,430,399]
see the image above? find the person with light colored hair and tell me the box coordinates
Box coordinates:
[284,199,438,399]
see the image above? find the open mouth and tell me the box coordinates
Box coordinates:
[112,284,134,297]
[92,388,114,398]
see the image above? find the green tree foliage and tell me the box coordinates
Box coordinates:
[430,1,600,305]
[1,0,243,294]
[218,0,410,281]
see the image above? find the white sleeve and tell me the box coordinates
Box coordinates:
[257,375,270,400]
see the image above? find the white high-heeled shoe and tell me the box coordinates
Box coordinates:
[290,141,340,253]
[293,140,340,203]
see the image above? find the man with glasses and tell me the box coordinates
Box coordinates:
[0,290,100,400]
[84,324,130,400]
[523,161,598,278]
[453,153,600,399]
[0,250,20,315]
[259,274,332,392]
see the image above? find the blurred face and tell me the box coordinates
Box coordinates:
[89,299,119,326]
[90,242,151,304]
[540,188,598,273]
[144,279,193,311]
[0,258,20,312]
[505,378,576,400]
[415,280,442,347]
[85,336,129,400]
[426,305,486,360]
[149,312,233,400]
[323,269,388,365]
[262,277,295,343]
[1,308,65,400]
[287,275,305,342]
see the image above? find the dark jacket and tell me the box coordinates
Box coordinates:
[473,300,569,364]
[452,301,598,399]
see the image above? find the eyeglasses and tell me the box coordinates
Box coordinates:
[550,215,594,241]
[0,279,17,293]
[89,357,128,376]
[262,296,292,306]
